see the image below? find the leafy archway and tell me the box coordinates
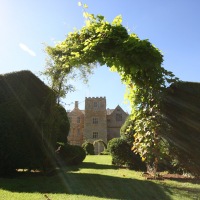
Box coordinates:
[93,139,107,150]
[45,10,177,170]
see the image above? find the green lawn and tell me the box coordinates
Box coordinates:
[0,155,200,200]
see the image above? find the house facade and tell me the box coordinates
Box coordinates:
[67,97,128,154]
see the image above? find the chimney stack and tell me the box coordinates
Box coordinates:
[75,101,78,109]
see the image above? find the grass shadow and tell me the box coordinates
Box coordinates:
[59,161,119,172]
[0,172,172,200]
[163,177,200,184]
[79,162,119,170]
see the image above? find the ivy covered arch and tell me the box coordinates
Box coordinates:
[46,12,177,169]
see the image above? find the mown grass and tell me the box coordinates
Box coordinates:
[0,155,200,200]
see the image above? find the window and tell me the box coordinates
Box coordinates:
[77,128,80,135]
[93,132,98,139]
[116,113,122,121]
[93,117,98,124]
[94,101,98,108]
[77,117,80,123]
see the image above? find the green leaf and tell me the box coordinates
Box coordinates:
[83,12,89,18]
[112,15,122,26]
[83,4,88,9]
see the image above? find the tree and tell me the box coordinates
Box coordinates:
[45,8,177,173]
[44,52,95,105]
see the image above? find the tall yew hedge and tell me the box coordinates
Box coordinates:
[161,82,200,176]
[0,70,69,175]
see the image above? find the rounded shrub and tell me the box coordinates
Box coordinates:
[56,144,86,166]
[108,138,146,170]
[82,141,95,155]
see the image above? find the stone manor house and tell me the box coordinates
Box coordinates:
[67,97,128,154]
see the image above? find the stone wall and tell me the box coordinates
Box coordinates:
[107,105,128,141]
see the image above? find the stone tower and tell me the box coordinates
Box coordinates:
[83,97,107,154]
[67,101,84,146]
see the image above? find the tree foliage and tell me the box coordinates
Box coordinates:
[44,48,95,105]
[46,9,177,170]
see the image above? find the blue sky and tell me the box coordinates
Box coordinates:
[0,0,199,112]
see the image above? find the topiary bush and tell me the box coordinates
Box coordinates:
[108,138,146,171]
[82,141,95,155]
[56,144,86,166]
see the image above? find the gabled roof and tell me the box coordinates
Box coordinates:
[106,108,114,115]
[67,101,128,116]
[67,107,85,116]
[107,105,128,116]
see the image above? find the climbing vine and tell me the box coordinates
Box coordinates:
[45,6,178,171]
